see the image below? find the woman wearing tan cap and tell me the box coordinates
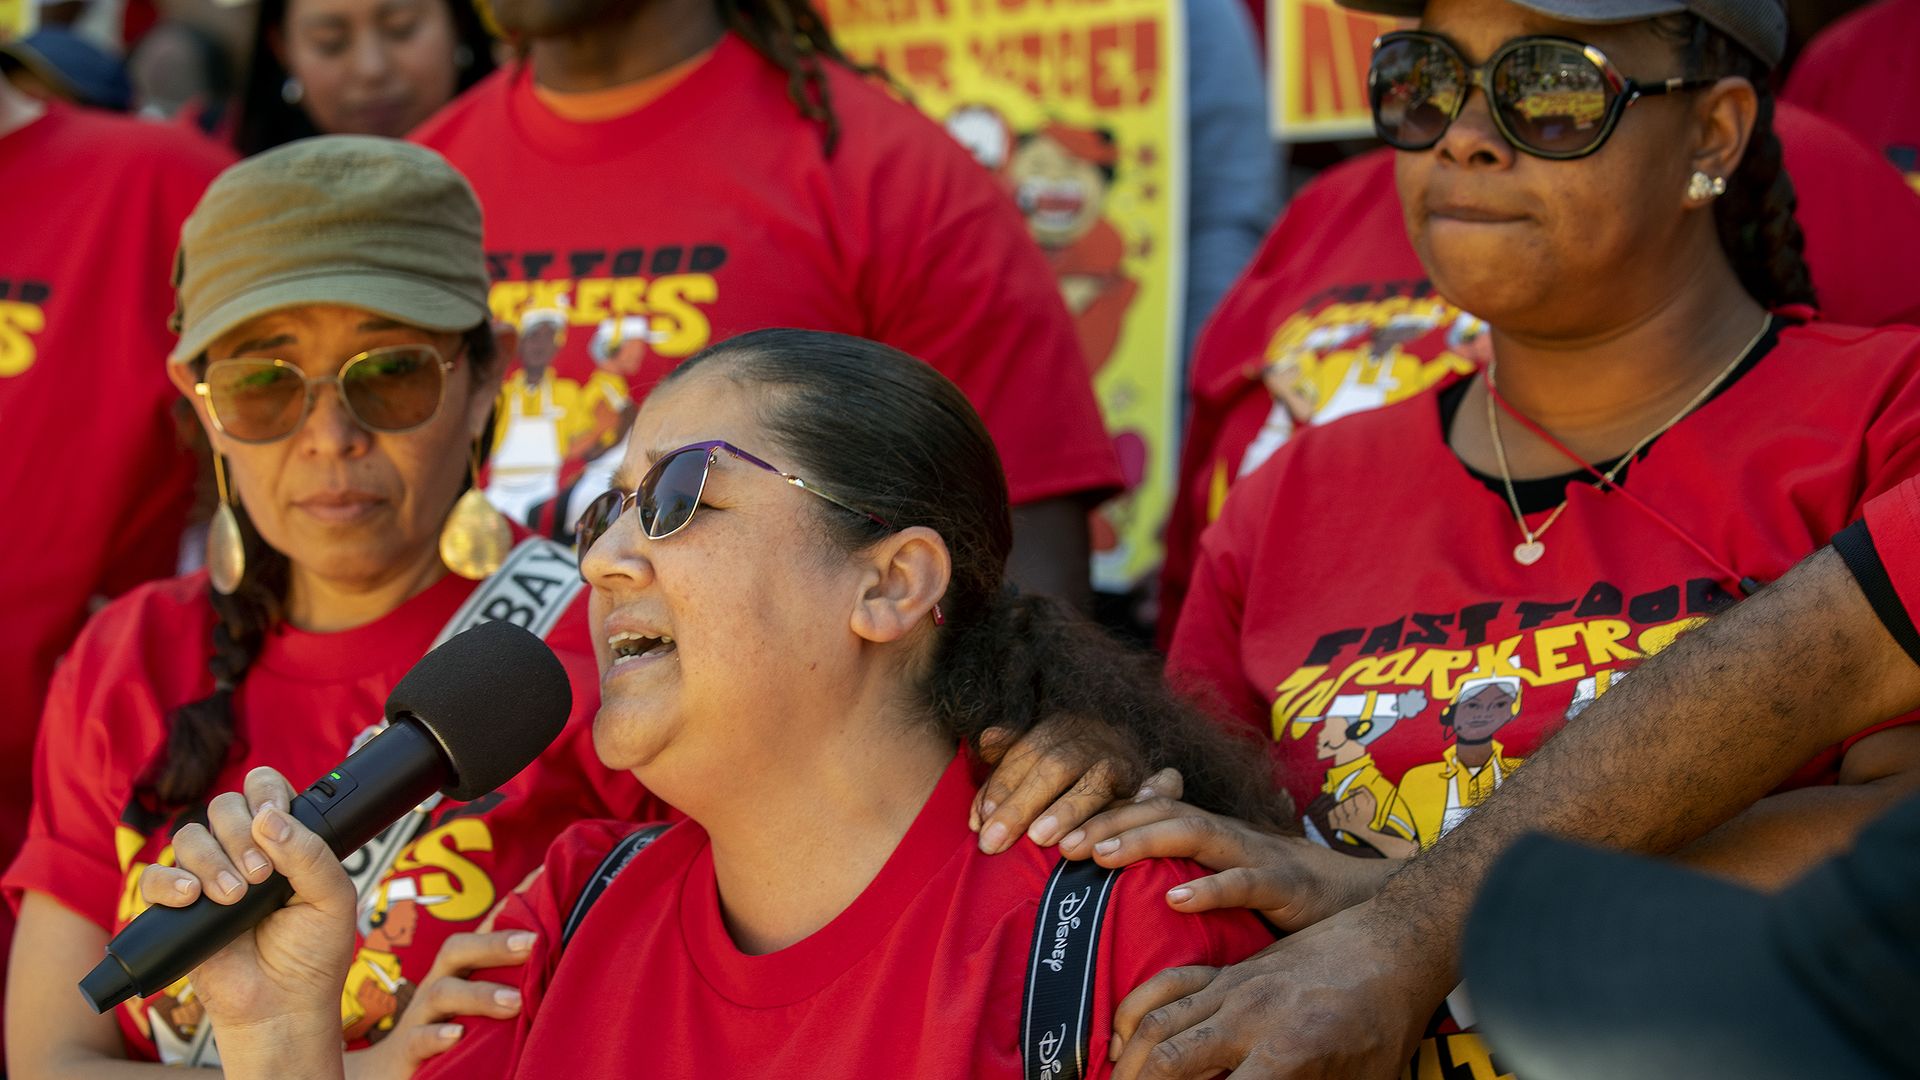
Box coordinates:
[0,136,659,1079]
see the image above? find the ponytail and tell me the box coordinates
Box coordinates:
[930,588,1292,831]
[133,495,285,812]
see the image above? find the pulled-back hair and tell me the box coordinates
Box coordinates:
[1654,14,1816,311]
[664,329,1293,831]
[136,323,499,812]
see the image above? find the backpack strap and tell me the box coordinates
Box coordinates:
[1022,857,1124,1079]
[561,823,671,947]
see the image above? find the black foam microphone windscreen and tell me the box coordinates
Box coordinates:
[79,619,573,1013]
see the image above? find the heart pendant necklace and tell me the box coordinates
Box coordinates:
[1483,316,1767,567]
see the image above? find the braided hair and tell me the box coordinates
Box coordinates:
[134,324,498,813]
[717,0,894,155]
[1654,15,1817,311]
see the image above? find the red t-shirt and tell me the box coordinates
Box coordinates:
[0,101,232,856]
[411,38,1120,520]
[1167,321,1920,1069]
[416,752,1274,1079]
[1786,0,1920,193]
[1160,103,1920,638]
[1836,473,1920,668]
[2,570,655,1064]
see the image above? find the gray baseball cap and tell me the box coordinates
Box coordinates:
[1336,0,1787,69]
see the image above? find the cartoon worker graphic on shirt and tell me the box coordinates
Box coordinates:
[1302,691,1424,858]
[488,307,580,525]
[1005,121,1139,374]
[545,315,664,534]
[342,877,449,1043]
[1397,676,1528,849]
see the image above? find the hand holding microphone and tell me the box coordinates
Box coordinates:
[86,621,573,1067]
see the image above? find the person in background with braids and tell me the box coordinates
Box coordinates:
[124,329,1293,1079]
[1034,0,1920,1076]
[2,138,660,1080]
[408,0,1121,610]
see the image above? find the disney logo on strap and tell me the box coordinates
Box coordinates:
[1040,887,1091,973]
[1037,1024,1068,1075]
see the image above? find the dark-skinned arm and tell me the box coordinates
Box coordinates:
[1108,544,1920,1080]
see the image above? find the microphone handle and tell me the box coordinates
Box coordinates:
[79,720,450,1013]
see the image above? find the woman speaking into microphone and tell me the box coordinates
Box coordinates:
[126,329,1294,1078]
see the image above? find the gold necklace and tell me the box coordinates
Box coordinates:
[1485,317,1770,566]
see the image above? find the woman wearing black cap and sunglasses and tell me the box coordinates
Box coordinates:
[1043,0,1920,1077]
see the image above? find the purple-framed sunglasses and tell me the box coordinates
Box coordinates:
[573,439,891,573]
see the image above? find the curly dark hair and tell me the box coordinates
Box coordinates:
[720,0,894,154]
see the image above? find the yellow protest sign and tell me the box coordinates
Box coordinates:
[0,0,36,41]
[1270,0,1402,139]
[824,0,1187,592]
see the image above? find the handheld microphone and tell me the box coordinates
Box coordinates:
[78,619,573,1014]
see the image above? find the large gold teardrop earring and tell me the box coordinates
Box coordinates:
[440,440,512,580]
[206,453,246,596]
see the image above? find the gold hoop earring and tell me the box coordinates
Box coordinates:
[439,441,512,580]
[1687,171,1727,202]
[207,453,246,596]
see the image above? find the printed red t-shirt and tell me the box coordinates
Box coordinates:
[1786,0,1920,194]
[2,569,655,1064]
[1160,103,1920,639]
[411,38,1120,526]
[1167,321,1920,1075]
[416,752,1275,1079]
[0,100,232,867]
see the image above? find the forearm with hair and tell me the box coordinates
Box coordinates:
[1366,546,1920,988]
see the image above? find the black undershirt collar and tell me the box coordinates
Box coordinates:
[1439,315,1784,515]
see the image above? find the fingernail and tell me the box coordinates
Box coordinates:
[980,821,1009,854]
[1132,786,1156,802]
[439,1024,463,1041]
[1060,829,1086,850]
[242,850,269,877]
[508,932,537,953]
[259,797,283,816]
[259,806,292,843]
[1094,838,1120,855]
[968,808,980,832]
[1029,815,1059,846]
[979,800,997,819]
[216,871,242,898]
[494,988,522,1008]
[173,876,195,898]
[1167,886,1193,904]
[1110,1032,1122,1061]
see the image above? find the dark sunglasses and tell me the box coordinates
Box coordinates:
[1369,31,1717,160]
[574,439,891,576]
[194,344,457,444]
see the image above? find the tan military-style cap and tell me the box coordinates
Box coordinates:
[169,135,490,363]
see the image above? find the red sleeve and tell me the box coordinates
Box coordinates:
[413,819,640,1080]
[854,119,1121,508]
[1165,453,1290,737]
[2,652,128,929]
[1084,860,1276,1080]
[1864,478,1920,635]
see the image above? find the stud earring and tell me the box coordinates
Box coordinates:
[1687,171,1727,201]
[281,76,304,105]
[439,440,512,579]
[932,602,946,627]
[207,453,246,596]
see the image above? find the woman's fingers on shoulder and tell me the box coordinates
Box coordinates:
[424,930,539,981]
[417,972,523,1022]
[1058,799,1235,865]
